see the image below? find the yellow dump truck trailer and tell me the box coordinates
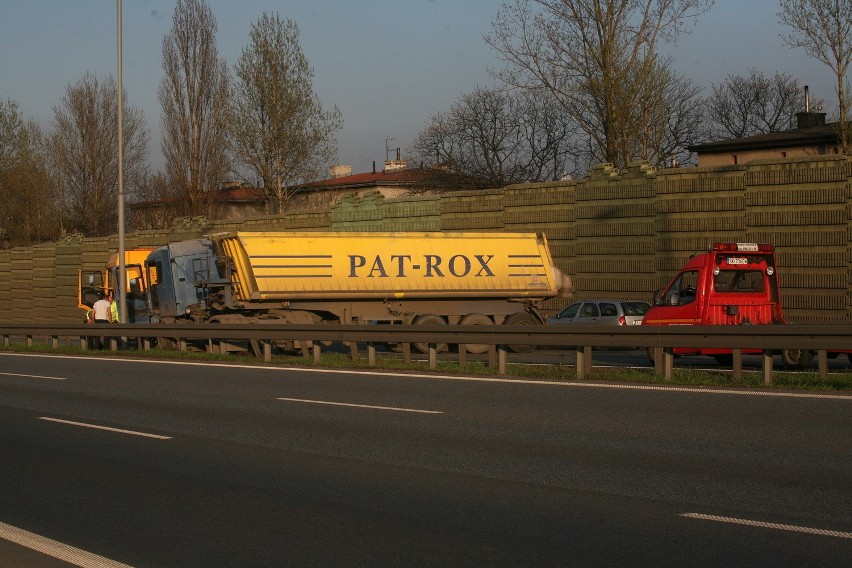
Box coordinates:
[143,231,571,351]
[214,231,566,301]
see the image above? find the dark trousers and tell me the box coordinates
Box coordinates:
[92,319,109,348]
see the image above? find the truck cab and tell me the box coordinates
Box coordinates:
[642,242,791,361]
[145,239,225,322]
[78,247,155,323]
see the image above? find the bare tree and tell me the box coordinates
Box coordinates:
[49,73,149,237]
[127,172,175,232]
[707,68,812,139]
[231,13,342,214]
[411,86,579,188]
[779,0,852,153]
[0,98,59,247]
[485,0,714,169]
[159,0,231,219]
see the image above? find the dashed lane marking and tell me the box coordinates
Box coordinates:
[277,397,442,414]
[680,513,852,539]
[0,371,66,380]
[38,417,172,440]
[0,521,134,567]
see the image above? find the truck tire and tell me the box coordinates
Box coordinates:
[503,312,539,353]
[781,349,814,370]
[712,354,734,366]
[458,313,492,354]
[413,314,448,354]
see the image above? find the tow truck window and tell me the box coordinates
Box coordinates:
[714,270,764,293]
[665,270,698,306]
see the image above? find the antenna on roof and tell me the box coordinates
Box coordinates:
[385,138,394,161]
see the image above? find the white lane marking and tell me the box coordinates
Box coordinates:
[558,382,852,400]
[0,371,66,380]
[277,397,442,414]
[3,352,851,401]
[0,521,134,567]
[680,513,852,539]
[38,417,172,440]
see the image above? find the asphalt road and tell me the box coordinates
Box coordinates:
[0,352,850,567]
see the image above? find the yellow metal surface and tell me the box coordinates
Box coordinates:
[106,247,156,292]
[212,231,559,301]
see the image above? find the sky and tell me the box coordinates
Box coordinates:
[0,0,838,177]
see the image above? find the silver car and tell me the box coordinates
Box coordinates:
[547,300,650,326]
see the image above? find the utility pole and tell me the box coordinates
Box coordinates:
[117,0,126,323]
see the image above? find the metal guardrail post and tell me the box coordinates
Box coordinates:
[653,347,663,376]
[733,349,743,379]
[312,343,321,363]
[818,350,828,379]
[263,341,272,363]
[497,346,507,375]
[428,344,437,370]
[762,351,773,385]
[458,344,467,367]
[368,344,376,366]
[663,347,673,381]
[350,341,359,362]
[402,343,411,364]
[576,346,586,379]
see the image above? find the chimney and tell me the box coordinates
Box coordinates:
[796,111,826,128]
[383,148,407,172]
[796,86,826,128]
[329,165,352,178]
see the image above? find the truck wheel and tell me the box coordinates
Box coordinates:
[458,313,492,354]
[503,312,539,353]
[712,354,734,366]
[413,314,448,354]
[781,349,814,370]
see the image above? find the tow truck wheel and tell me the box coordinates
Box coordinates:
[712,354,734,366]
[781,348,814,370]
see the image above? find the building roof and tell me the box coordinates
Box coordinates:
[299,167,434,190]
[688,112,839,154]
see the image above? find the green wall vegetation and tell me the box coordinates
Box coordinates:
[3,155,849,324]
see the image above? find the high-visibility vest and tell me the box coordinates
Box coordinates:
[110,300,118,322]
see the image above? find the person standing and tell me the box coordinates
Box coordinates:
[109,292,119,323]
[89,292,112,350]
[91,293,112,324]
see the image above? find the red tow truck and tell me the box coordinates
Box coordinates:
[641,242,826,368]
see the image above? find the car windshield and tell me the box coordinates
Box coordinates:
[621,302,650,316]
